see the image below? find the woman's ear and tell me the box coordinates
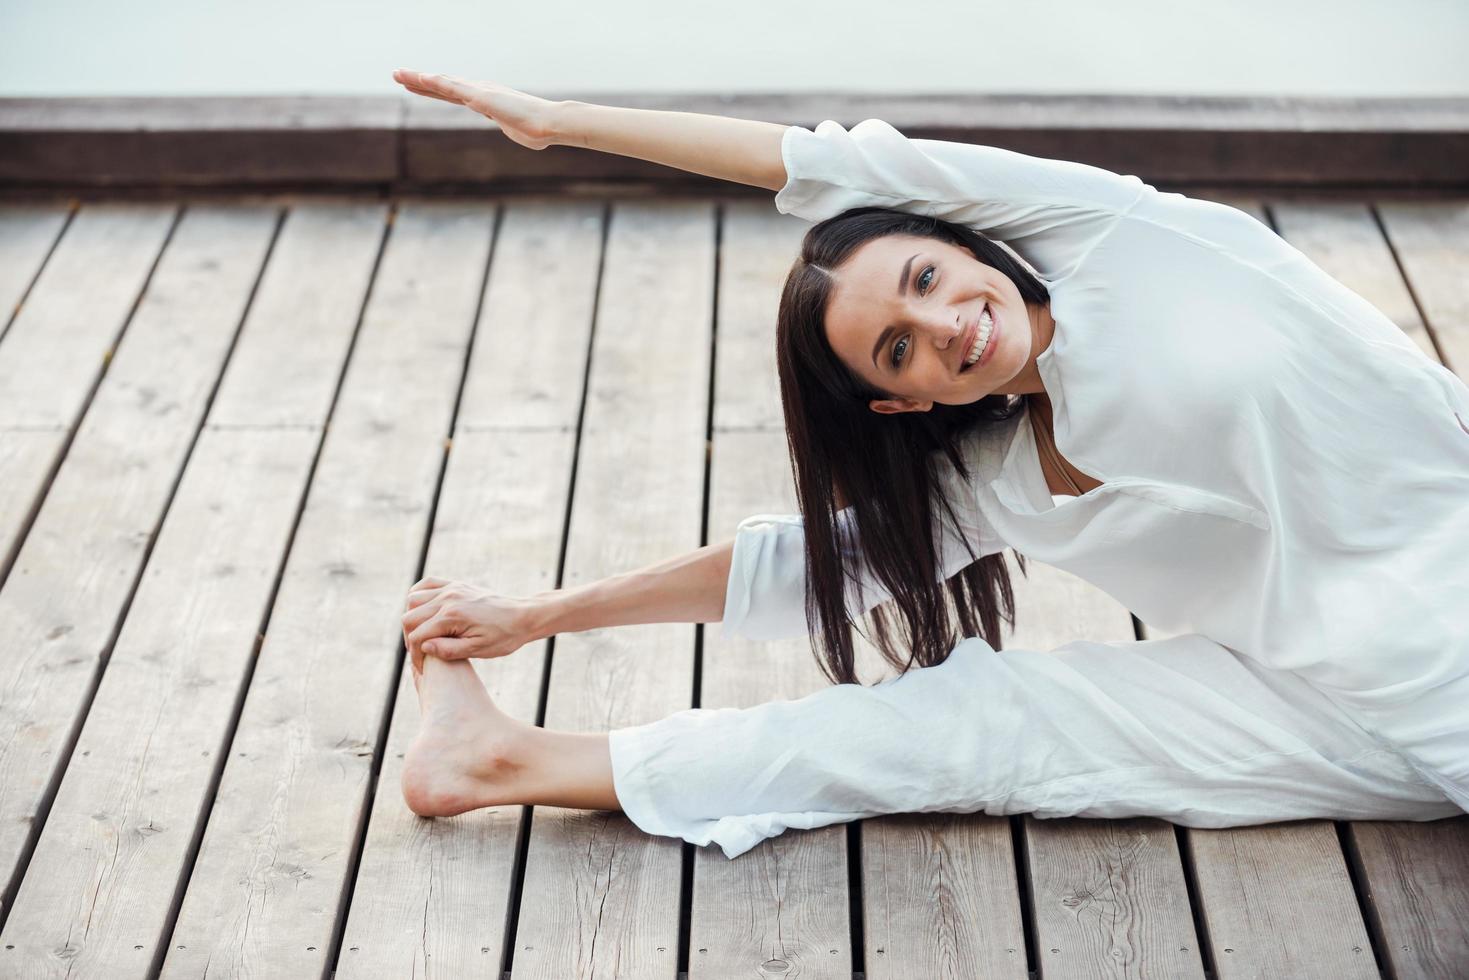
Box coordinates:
[869,396,933,415]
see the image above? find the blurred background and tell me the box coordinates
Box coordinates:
[2,0,1466,98]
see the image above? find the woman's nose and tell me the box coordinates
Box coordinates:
[921,315,964,348]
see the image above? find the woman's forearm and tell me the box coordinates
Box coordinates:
[525,538,735,640]
[550,101,789,192]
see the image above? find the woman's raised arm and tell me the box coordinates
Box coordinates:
[391,69,789,192]
[554,101,788,192]
[392,70,1155,281]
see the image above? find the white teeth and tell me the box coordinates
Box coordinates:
[964,308,994,366]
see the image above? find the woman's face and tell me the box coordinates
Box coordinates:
[822,234,1045,412]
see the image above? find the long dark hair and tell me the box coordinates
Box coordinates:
[776,207,1050,686]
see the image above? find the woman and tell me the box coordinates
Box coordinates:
[391,70,1468,859]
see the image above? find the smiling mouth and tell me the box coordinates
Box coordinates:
[958,304,994,374]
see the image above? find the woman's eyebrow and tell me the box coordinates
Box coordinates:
[871,326,896,369]
[897,253,918,296]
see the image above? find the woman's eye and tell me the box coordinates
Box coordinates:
[918,266,935,294]
[891,336,909,368]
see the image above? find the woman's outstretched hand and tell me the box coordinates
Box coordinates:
[390,69,562,150]
[402,576,543,674]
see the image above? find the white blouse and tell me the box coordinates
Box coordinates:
[721,118,1469,806]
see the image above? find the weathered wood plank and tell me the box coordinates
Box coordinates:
[1269,196,1469,980]
[0,203,70,345]
[1345,818,1469,979]
[1026,817,1203,979]
[157,201,495,978]
[510,200,714,979]
[0,431,54,579]
[3,432,315,978]
[688,202,850,979]
[0,203,175,580]
[0,204,386,977]
[1376,200,1469,380]
[0,203,178,430]
[206,203,395,429]
[335,199,603,979]
[0,204,276,923]
[863,810,1029,980]
[707,201,791,435]
[1148,194,1375,980]
[1186,822,1376,979]
[1007,558,1205,980]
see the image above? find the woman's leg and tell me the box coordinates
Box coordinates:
[607,632,1461,859]
[400,634,1461,859]
[1304,671,1469,814]
[400,654,619,816]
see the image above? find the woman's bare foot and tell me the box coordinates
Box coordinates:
[400,655,531,817]
[401,652,624,816]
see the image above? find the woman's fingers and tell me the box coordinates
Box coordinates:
[406,614,457,659]
[401,83,460,105]
[393,70,470,104]
[401,82,461,105]
[403,603,443,657]
[421,636,474,660]
[407,576,450,608]
[393,69,437,89]
[401,600,439,639]
[403,597,442,664]
[389,69,558,152]
[402,578,462,665]
[401,579,532,664]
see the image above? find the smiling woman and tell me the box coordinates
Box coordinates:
[389,75,1469,863]
[818,232,1054,412]
[775,206,1058,684]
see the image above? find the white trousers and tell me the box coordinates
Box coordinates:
[607,633,1462,860]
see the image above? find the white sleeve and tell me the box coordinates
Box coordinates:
[776,118,1151,282]
[720,460,1007,642]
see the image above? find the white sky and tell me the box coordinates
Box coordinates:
[2,0,1466,98]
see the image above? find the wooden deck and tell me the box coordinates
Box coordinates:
[0,191,1465,979]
